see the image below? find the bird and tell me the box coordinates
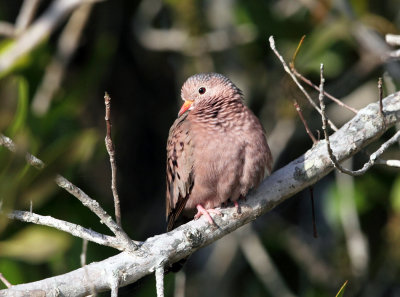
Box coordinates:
[166,73,272,232]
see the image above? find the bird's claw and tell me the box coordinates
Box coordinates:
[194,204,221,225]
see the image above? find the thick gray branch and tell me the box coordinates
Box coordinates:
[1,92,400,297]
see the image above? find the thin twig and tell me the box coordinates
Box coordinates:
[104,92,122,226]
[0,22,15,37]
[0,133,138,251]
[55,175,136,250]
[289,35,358,114]
[110,279,119,297]
[318,65,400,176]
[0,134,45,169]
[155,265,165,297]
[386,34,400,46]
[309,186,318,238]
[269,36,338,131]
[291,67,358,114]
[8,210,126,250]
[293,100,317,143]
[375,159,400,168]
[0,273,12,288]
[15,0,42,35]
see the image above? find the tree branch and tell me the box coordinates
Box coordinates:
[0,134,138,251]
[269,36,338,132]
[2,91,400,296]
[8,210,126,251]
[104,92,122,226]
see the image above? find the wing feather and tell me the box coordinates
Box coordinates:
[166,113,194,231]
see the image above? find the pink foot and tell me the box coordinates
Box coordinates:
[194,204,221,225]
[234,201,241,214]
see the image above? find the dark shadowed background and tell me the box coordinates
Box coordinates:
[1,0,400,296]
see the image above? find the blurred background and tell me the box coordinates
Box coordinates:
[1,0,400,296]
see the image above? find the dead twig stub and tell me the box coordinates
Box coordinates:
[309,186,318,238]
[293,100,317,144]
[0,273,12,288]
[104,92,122,227]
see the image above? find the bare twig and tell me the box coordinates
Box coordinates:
[291,67,359,113]
[15,0,42,35]
[269,36,338,131]
[375,159,400,168]
[0,22,15,37]
[386,34,400,46]
[309,187,318,238]
[293,100,317,143]
[289,35,358,114]
[0,273,12,288]
[0,133,137,251]
[318,65,400,176]
[110,284,118,297]
[155,265,165,297]
[8,210,126,250]
[104,93,122,226]
[2,91,400,296]
[0,134,45,169]
[55,175,136,250]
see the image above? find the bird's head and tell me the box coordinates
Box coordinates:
[178,73,243,117]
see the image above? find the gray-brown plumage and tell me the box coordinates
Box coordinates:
[166,73,272,231]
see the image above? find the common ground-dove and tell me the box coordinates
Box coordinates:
[166,73,272,231]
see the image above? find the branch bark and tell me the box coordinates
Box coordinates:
[1,92,400,296]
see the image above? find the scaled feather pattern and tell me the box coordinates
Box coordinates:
[166,73,272,231]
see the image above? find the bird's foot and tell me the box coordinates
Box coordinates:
[194,204,221,225]
[234,201,241,214]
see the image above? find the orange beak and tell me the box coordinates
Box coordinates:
[178,100,193,117]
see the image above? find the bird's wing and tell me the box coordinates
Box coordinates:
[166,113,195,231]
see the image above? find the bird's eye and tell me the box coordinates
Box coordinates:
[198,87,206,94]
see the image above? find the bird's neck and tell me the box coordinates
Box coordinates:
[190,96,245,127]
